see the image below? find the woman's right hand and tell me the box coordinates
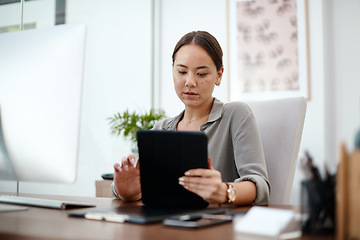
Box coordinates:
[113,153,142,201]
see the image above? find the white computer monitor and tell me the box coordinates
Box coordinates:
[0,24,86,183]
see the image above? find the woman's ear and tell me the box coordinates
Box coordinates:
[216,67,224,86]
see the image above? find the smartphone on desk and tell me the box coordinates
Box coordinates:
[163,213,233,228]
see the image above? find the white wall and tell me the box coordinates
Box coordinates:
[290,0,326,204]
[329,0,360,155]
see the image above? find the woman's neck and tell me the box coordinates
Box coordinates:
[177,98,214,131]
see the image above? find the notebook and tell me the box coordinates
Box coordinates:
[69,130,224,224]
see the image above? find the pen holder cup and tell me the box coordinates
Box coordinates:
[300,175,336,235]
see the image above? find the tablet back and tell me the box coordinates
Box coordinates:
[137,130,209,209]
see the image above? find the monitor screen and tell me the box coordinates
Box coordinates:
[0,24,86,183]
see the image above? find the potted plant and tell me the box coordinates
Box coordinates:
[107,109,166,153]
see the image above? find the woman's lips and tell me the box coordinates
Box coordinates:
[183,91,198,98]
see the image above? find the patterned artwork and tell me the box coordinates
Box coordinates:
[236,0,298,93]
[229,0,309,99]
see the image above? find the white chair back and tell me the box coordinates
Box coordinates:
[245,97,307,205]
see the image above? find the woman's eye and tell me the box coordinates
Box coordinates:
[197,73,208,77]
[178,71,187,75]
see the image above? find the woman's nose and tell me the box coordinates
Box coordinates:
[185,75,196,88]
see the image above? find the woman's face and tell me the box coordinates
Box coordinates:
[172,44,223,108]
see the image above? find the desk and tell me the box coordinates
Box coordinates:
[0,193,334,240]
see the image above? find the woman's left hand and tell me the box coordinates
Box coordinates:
[178,157,227,204]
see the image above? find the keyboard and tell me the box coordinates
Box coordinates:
[0,195,96,210]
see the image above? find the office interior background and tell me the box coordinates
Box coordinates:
[0,0,359,205]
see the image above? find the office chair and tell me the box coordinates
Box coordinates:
[245,97,307,205]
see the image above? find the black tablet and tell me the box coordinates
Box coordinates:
[137,130,209,209]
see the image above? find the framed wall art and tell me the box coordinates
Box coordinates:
[227,0,310,101]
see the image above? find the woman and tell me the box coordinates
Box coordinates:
[111,31,270,205]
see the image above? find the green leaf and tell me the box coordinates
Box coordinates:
[107,108,166,143]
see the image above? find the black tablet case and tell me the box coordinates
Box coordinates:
[137,130,209,209]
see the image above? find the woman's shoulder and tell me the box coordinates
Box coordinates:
[220,101,258,133]
[223,101,252,117]
[153,114,181,130]
[153,117,172,130]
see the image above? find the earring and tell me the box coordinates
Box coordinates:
[216,78,221,85]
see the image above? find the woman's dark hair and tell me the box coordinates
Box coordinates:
[172,31,223,71]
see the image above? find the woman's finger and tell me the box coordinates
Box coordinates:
[179,173,221,189]
[207,157,214,169]
[127,154,137,167]
[119,155,139,171]
[184,168,220,178]
[113,163,121,172]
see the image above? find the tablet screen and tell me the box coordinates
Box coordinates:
[137,130,209,209]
